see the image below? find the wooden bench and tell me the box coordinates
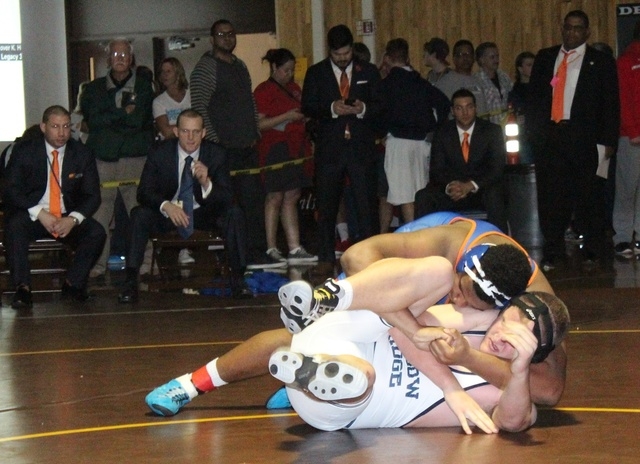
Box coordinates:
[147,230,230,292]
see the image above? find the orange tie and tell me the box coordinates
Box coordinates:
[340,70,351,139]
[462,132,470,163]
[339,70,350,99]
[50,150,61,218]
[551,50,574,122]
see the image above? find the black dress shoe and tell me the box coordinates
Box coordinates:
[232,280,253,299]
[61,282,91,302]
[11,286,33,309]
[118,282,139,304]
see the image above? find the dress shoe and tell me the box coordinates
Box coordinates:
[232,279,253,299]
[11,286,33,309]
[118,281,139,304]
[61,282,91,302]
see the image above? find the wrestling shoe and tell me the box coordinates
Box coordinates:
[269,350,368,401]
[279,279,343,334]
[265,386,292,409]
[145,379,192,416]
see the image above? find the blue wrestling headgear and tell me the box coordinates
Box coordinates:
[511,293,556,363]
[458,243,513,309]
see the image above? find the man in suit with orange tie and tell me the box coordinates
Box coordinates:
[3,105,106,308]
[415,88,507,232]
[301,24,381,269]
[527,10,620,270]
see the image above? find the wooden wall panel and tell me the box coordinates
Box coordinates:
[277,0,638,82]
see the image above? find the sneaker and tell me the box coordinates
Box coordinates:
[247,252,288,270]
[614,242,633,257]
[145,379,192,416]
[287,246,318,264]
[266,248,287,263]
[279,279,343,334]
[178,248,195,265]
[269,350,368,401]
[265,386,292,409]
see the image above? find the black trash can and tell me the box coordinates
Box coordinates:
[506,164,543,249]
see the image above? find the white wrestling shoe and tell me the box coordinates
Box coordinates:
[279,279,344,334]
[268,350,368,401]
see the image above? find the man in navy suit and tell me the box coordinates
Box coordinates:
[301,24,381,268]
[3,105,106,308]
[527,10,620,269]
[118,109,252,302]
[415,89,507,232]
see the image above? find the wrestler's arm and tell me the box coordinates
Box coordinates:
[490,321,538,432]
[429,335,565,405]
[328,255,455,347]
[340,229,450,276]
[390,326,498,434]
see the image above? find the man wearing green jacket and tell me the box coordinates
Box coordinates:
[81,38,155,277]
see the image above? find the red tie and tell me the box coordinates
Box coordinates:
[462,132,470,163]
[340,70,351,139]
[551,50,574,122]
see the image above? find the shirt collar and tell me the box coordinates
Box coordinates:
[457,121,476,138]
[331,60,353,75]
[560,42,586,56]
[44,141,65,157]
[177,143,200,161]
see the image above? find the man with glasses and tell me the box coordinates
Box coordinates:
[190,20,281,270]
[527,10,620,270]
[117,110,252,302]
[81,38,155,279]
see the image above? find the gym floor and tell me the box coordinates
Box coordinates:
[0,241,639,463]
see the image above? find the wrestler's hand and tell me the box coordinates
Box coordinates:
[412,327,452,351]
[502,320,537,376]
[443,388,498,435]
[429,328,472,365]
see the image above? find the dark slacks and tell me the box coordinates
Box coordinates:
[533,122,605,259]
[226,146,266,262]
[315,146,376,263]
[415,181,508,233]
[127,204,247,276]
[4,211,106,289]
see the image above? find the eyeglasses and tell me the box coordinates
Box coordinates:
[111,52,131,59]
[214,31,236,38]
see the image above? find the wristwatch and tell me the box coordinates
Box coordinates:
[71,216,79,226]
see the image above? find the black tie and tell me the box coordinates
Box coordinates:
[177,155,194,238]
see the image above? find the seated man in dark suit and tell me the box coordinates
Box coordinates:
[118,109,252,303]
[415,88,507,232]
[3,105,106,308]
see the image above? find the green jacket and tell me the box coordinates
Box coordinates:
[81,72,155,161]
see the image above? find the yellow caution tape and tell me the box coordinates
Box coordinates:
[99,156,314,186]
[230,155,313,177]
